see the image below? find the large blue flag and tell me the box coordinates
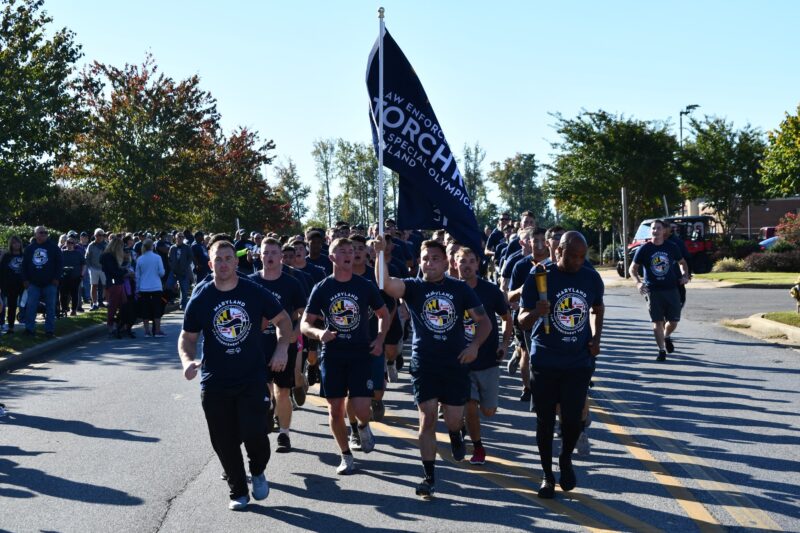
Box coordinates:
[367,28,484,255]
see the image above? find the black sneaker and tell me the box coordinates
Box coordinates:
[538,474,556,499]
[450,431,466,462]
[558,455,576,492]
[276,432,292,453]
[396,354,404,370]
[520,387,532,402]
[657,350,667,362]
[415,478,435,500]
[664,337,674,354]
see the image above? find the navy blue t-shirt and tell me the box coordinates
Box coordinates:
[403,276,482,370]
[299,262,326,285]
[501,248,524,279]
[282,264,312,298]
[465,278,509,371]
[486,228,504,253]
[357,268,397,339]
[306,275,386,357]
[633,241,682,291]
[520,262,604,369]
[183,277,284,390]
[509,253,535,292]
[249,272,306,357]
[307,254,333,275]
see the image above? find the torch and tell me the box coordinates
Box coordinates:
[534,265,550,334]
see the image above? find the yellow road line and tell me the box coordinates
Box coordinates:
[592,404,724,533]
[306,395,659,532]
[594,387,783,531]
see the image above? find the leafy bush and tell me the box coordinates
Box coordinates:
[744,251,800,272]
[712,258,745,272]
[712,239,760,262]
[776,211,800,245]
[769,240,796,254]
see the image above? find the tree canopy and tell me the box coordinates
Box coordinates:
[546,110,680,236]
[681,116,767,237]
[760,103,800,196]
[489,153,551,225]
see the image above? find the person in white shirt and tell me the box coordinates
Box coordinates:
[135,239,166,337]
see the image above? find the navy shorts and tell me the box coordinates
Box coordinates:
[371,353,386,392]
[266,341,298,389]
[319,352,374,399]
[646,288,682,323]
[385,313,403,344]
[410,364,470,406]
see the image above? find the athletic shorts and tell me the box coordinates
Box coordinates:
[319,352,374,399]
[410,364,470,406]
[266,341,298,389]
[385,313,403,345]
[469,365,501,410]
[646,288,682,323]
[371,353,386,392]
[89,268,106,285]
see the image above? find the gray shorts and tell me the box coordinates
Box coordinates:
[469,365,501,409]
[89,268,106,285]
[646,288,681,323]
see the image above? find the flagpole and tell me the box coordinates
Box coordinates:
[377,6,385,289]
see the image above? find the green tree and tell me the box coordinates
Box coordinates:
[333,140,379,226]
[489,153,551,224]
[681,117,767,238]
[760,103,800,196]
[546,110,679,239]
[462,142,497,228]
[0,0,84,222]
[273,158,310,228]
[311,139,336,227]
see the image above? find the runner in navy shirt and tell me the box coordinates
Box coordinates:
[179,240,293,510]
[519,231,604,500]
[301,238,389,475]
[455,247,512,466]
[249,238,306,454]
[376,237,490,500]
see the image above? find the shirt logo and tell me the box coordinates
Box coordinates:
[463,309,476,341]
[33,248,48,267]
[553,292,588,335]
[212,304,252,347]
[423,295,456,333]
[329,297,360,332]
[650,252,671,277]
[9,256,22,273]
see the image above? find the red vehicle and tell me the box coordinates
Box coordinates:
[616,215,717,277]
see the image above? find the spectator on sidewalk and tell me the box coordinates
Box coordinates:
[77,231,91,304]
[135,238,166,337]
[191,231,211,280]
[60,236,86,316]
[21,226,63,337]
[86,228,107,310]
[168,232,193,310]
[0,236,25,334]
[100,237,132,338]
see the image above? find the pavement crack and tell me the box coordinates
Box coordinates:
[153,452,217,532]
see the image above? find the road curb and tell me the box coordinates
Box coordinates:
[747,313,800,344]
[0,304,180,374]
[0,323,108,374]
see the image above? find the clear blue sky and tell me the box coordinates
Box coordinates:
[48,0,800,215]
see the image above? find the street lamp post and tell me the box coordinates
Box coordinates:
[678,104,700,215]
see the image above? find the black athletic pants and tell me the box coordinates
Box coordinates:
[201,381,271,499]
[531,366,593,476]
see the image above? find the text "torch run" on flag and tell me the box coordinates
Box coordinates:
[366,27,484,255]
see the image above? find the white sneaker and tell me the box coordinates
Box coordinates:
[358,424,375,453]
[251,473,269,500]
[575,431,591,456]
[349,430,362,451]
[336,454,355,475]
[386,363,398,383]
[228,495,249,511]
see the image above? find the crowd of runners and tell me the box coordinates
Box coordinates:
[1,211,691,510]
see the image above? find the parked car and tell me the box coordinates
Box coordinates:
[617,215,717,277]
[759,226,776,240]
[759,236,780,251]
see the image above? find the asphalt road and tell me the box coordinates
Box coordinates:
[1,285,798,532]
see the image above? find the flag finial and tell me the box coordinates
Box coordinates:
[378,7,384,18]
